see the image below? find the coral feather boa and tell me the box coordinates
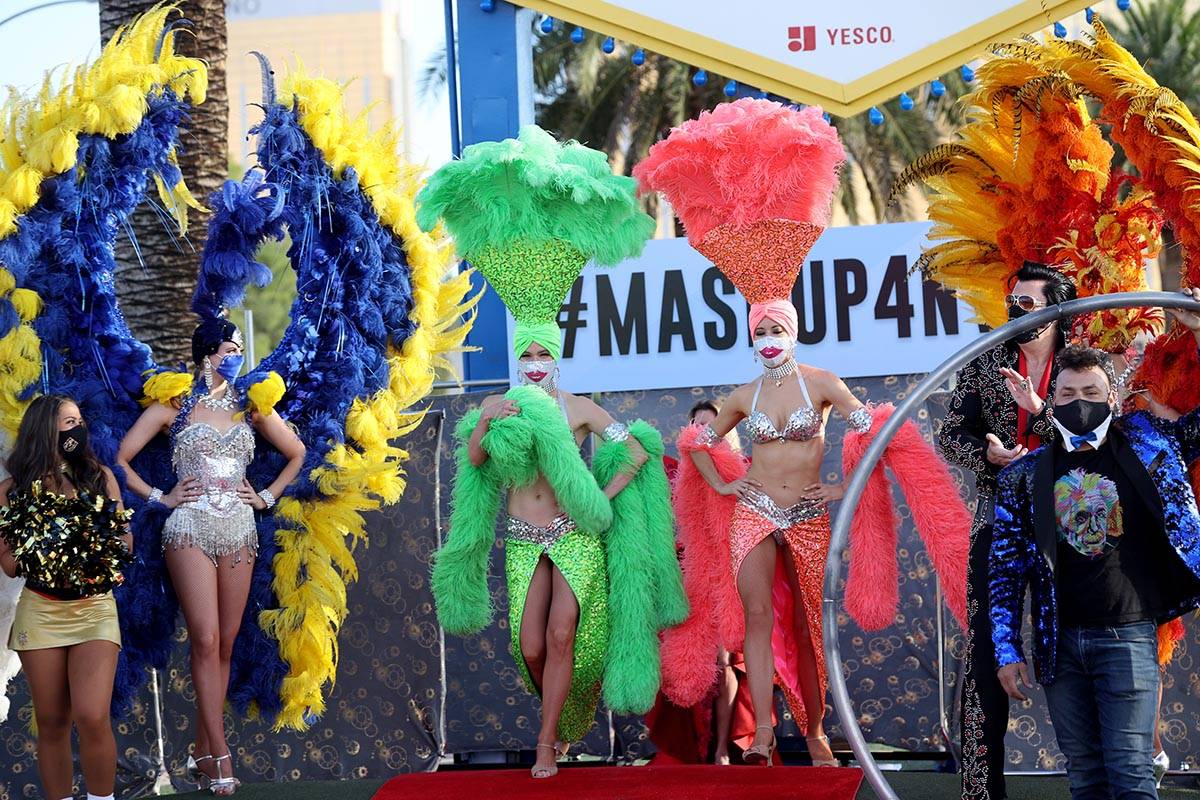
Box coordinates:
[842,404,970,631]
[660,424,747,707]
[661,410,970,706]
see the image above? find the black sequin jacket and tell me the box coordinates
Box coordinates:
[937,342,1059,504]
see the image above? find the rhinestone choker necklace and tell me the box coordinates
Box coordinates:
[763,359,798,387]
[201,383,238,412]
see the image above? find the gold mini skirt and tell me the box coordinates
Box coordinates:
[8,588,121,651]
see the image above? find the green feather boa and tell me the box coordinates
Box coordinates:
[431,386,687,714]
[592,420,689,712]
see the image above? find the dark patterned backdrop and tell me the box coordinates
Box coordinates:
[3,381,1198,795]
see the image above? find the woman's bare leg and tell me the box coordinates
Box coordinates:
[518,556,553,691]
[167,548,225,780]
[67,640,120,796]
[783,546,834,763]
[207,548,255,784]
[736,535,778,754]
[532,564,579,778]
[713,649,737,764]
[19,647,73,799]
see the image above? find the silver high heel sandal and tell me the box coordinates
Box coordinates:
[187,753,212,786]
[742,724,776,766]
[209,753,239,796]
[806,734,840,767]
[532,742,559,778]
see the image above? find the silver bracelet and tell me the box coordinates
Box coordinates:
[847,406,872,433]
[695,423,720,448]
[257,488,276,509]
[148,488,164,505]
[602,422,630,443]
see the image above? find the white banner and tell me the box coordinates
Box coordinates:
[505,221,984,393]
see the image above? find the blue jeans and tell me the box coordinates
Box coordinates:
[1044,621,1160,800]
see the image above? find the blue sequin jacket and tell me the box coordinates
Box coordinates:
[988,407,1200,684]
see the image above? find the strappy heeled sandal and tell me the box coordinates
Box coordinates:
[532,742,559,778]
[188,758,214,786]
[209,753,239,796]
[742,724,776,766]
[806,734,840,767]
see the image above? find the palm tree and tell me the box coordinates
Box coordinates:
[1109,0,1200,291]
[420,23,967,224]
[834,76,969,224]
[99,0,228,365]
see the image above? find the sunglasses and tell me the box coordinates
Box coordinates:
[1005,294,1048,311]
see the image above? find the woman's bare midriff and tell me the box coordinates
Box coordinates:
[507,475,564,528]
[745,435,825,507]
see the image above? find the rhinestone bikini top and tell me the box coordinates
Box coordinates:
[746,371,823,444]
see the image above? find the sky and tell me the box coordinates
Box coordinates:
[0,0,453,168]
[0,0,1137,169]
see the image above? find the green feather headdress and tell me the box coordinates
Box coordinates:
[416,125,654,358]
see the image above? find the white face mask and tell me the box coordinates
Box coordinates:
[517,359,558,392]
[753,335,795,369]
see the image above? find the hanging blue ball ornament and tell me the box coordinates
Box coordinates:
[1086,7,1095,23]
[724,80,738,97]
[631,48,645,65]
[479,0,495,11]
[899,92,914,110]
[869,106,885,126]
[570,26,585,44]
[754,89,768,99]
[540,16,554,33]
[693,69,708,86]
[1117,0,1131,9]
[822,112,831,123]
[930,79,946,98]
[602,36,615,54]
[1053,21,1067,38]
[961,64,975,83]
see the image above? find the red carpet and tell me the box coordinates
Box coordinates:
[372,765,863,800]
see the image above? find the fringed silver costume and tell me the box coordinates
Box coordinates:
[162,392,258,564]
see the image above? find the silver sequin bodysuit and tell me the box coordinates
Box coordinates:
[746,371,823,444]
[161,420,258,562]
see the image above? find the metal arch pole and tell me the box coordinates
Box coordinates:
[823,291,1200,800]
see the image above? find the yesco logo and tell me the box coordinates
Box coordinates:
[788,24,894,52]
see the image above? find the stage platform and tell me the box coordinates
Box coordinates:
[165,767,1200,800]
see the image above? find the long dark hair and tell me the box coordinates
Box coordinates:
[7,395,107,498]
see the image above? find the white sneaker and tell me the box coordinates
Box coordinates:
[1153,750,1170,788]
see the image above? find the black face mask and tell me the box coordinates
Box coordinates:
[1053,399,1112,436]
[58,425,88,461]
[1007,305,1051,344]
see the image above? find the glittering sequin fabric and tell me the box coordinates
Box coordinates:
[937,342,1058,499]
[162,420,257,563]
[745,374,823,444]
[746,408,821,444]
[730,489,829,733]
[504,514,609,742]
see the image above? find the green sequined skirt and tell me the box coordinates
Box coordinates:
[504,515,609,742]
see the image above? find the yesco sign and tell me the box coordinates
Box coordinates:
[505,222,985,393]
[508,0,1093,115]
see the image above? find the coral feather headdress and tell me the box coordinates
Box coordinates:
[417,125,654,356]
[634,98,845,304]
